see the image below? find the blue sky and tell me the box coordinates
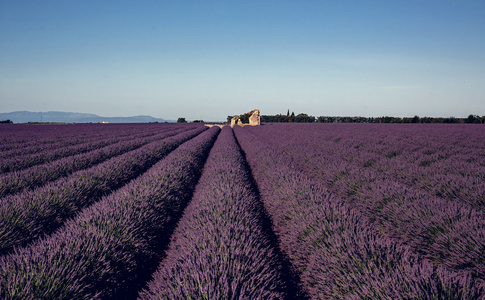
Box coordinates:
[1,1,484,121]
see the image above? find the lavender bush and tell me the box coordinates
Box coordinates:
[139,127,287,299]
[0,124,102,153]
[0,126,219,299]
[0,126,207,254]
[0,123,167,157]
[243,123,485,285]
[0,126,189,197]
[1,122,483,298]
[0,125,166,174]
[234,125,481,299]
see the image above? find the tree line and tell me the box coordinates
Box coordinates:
[233,112,485,124]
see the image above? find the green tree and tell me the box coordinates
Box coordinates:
[295,113,315,123]
[239,113,250,124]
[465,114,480,124]
[177,117,187,123]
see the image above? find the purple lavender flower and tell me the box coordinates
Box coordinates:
[0,126,208,255]
[0,126,219,299]
[139,127,286,299]
[234,124,482,299]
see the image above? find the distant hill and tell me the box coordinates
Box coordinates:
[0,111,172,123]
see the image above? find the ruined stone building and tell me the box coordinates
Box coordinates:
[230,109,260,127]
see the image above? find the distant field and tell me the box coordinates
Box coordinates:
[0,123,484,299]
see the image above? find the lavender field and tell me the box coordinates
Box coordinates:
[0,122,484,299]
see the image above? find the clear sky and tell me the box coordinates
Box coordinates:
[1,0,484,121]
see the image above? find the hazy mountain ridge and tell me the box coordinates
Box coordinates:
[0,111,171,123]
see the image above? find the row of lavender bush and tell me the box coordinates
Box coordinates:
[0,124,105,152]
[0,128,109,161]
[244,124,485,283]
[0,126,187,198]
[0,126,207,255]
[331,124,485,206]
[0,126,220,299]
[139,127,287,299]
[234,126,481,299]
[0,123,159,155]
[2,138,116,174]
[0,124,170,174]
[254,123,485,207]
